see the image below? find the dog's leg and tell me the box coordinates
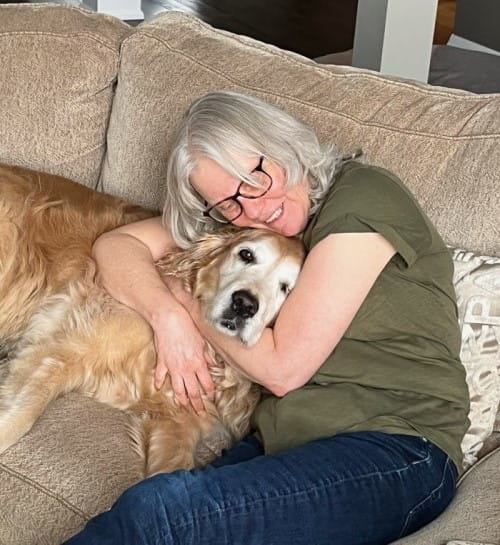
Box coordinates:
[0,347,82,454]
[127,411,233,477]
[130,369,260,477]
[127,414,198,476]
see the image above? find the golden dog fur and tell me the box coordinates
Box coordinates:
[0,164,304,476]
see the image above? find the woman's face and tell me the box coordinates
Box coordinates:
[190,155,311,237]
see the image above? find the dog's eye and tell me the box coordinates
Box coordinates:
[238,249,255,264]
[280,283,290,294]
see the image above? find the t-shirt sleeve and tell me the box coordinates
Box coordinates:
[307,164,434,268]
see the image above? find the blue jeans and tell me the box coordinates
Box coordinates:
[64,431,458,545]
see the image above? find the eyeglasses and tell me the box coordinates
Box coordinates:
[202,156,273,224]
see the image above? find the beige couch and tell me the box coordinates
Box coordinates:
[0,4,499,544]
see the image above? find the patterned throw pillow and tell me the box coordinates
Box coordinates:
[451,249,500,468]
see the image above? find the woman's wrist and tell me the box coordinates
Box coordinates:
[149,300,186,332]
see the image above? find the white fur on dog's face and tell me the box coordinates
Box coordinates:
[205,237,302,346]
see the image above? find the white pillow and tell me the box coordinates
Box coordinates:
[451,248,500,468]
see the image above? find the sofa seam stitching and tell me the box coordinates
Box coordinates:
[122,32,500,140]
[0,31,121,54]
[0,2,131,35]
[136,14,498,101]
[0,462,90,520]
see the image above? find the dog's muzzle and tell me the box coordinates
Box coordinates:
[220,290,259,332]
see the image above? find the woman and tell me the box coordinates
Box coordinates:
[64,91,469,545]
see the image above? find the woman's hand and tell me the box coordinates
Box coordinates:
[152,303,215,414]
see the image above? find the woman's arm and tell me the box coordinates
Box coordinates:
[93,217,177,321]
[177,232,396,397]
[92,217,215,412]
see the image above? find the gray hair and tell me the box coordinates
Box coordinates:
[163,91,343,248]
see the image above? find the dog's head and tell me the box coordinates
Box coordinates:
[159,229,304,346]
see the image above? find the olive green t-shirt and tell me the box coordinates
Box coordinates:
[251,162,470,472]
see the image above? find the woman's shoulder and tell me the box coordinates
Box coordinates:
[99,216,177,260]
[304,161,444,261]
[318,160,420,221]
[334,161,409,193]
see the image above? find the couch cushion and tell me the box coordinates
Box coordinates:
[446,542,498,545]
[0,392,142,545]
[102,12,499,256]
[451,249,500,467]
[0,4,130,188]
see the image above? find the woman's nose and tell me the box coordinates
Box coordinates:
[239,197,266,220]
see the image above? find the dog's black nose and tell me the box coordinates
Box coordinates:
[231,290,259,318]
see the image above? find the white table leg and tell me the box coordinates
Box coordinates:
[352,0,438,82]
[81,0,144,20]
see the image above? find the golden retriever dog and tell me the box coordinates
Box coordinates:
[0,164,304,476]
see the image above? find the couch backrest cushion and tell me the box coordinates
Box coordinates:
[0,4,130,188]
[102,12,499,256]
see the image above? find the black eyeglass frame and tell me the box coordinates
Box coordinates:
[202,156,273,224]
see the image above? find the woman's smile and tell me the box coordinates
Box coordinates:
[265,202,284,224]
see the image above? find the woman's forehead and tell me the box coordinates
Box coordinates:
[190,157,240,198]
[191,155,259,184]
[193,153,257,172]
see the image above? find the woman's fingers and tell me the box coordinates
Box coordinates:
[156,357,214,413]
[154,359,169,391]
[152,309,215,413]
[197,363,215,401]
[183,373,205,414]
[169,372,190,409]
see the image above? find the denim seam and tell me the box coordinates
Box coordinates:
[173,444,434,530]
[397,456,452,539]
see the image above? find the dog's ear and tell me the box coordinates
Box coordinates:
[156,228,240,287]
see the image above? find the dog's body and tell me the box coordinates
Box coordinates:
[0,165,303,475]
